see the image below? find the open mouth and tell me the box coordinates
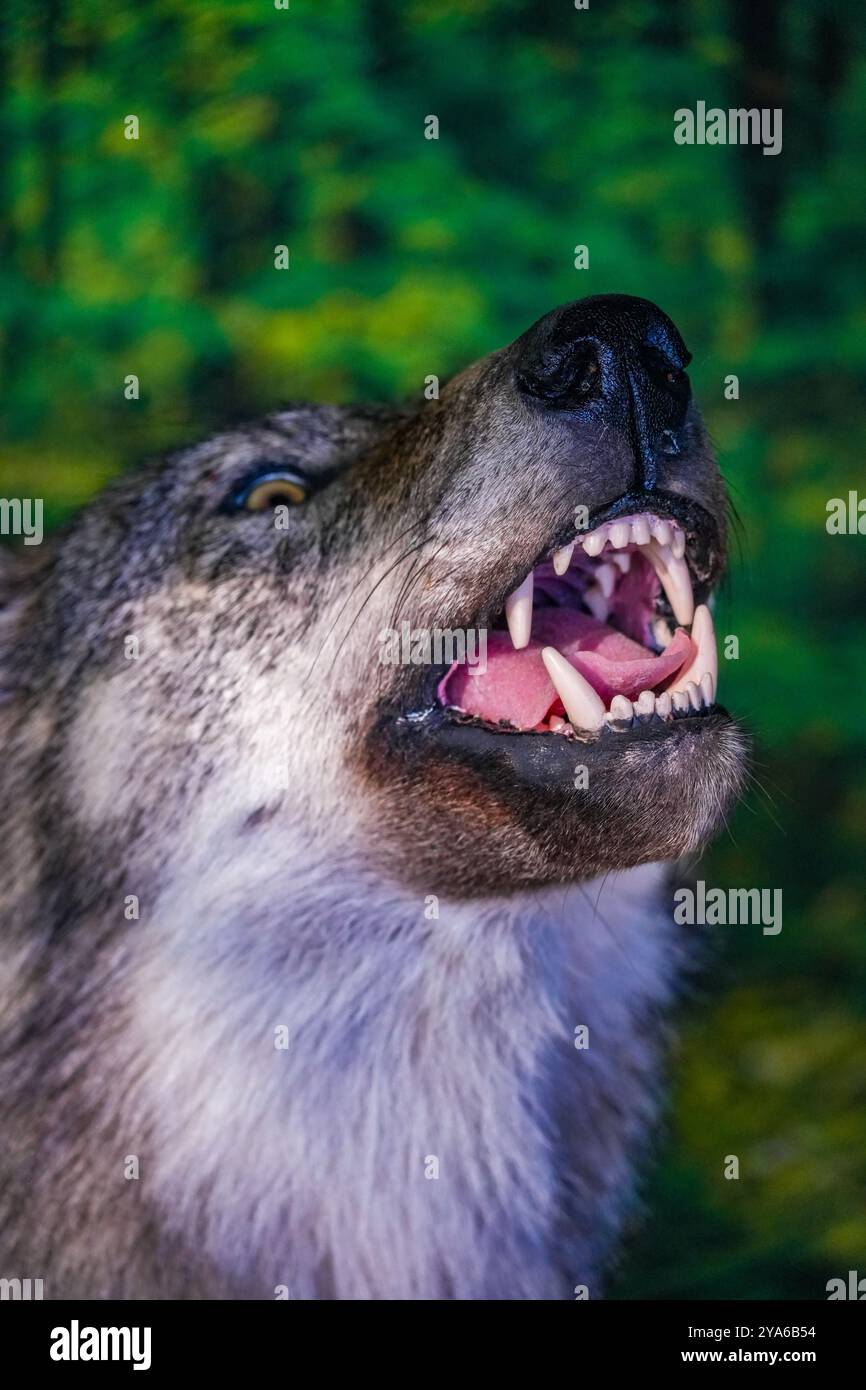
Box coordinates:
[437,511,718,740]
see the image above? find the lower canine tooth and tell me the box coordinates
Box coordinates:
[583,584,609,622]
[553,542,575,576]
[505,572,533,649]
[611,551,631,573]
[541,647,605,732]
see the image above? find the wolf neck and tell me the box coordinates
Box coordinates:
[120,856,677,1299]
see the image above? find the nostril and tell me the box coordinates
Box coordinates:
[516,341,603,406]
[639,343,691,410]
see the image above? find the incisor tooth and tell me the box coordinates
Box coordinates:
[635,689,655,718]
[582,529,607,557]
[552,541,575,576]
[610,522,631,549]
[607,694,634,724]
[669,603,717,695]
[647,542,694,627]
[700,672,715,707]
[594,562,617,599]
[655,691,673,719]
[504,571,533,649]
[686,680,702,711]
[651,517,673,546]
[541,647,605,732]
[631,516,651,546]
[671,689,690,714]
[582,583,609,622]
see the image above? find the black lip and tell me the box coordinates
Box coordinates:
[392,701,732,791]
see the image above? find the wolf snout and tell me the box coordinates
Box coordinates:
[514,293,693,490]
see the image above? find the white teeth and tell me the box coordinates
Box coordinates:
[607,694,634,724]
[671,689,691,714]
[631,516,651,546]
[700,672,715,707]
[582,584,609,623]
[650,517,673,547]
[610,551,631,573]
[686,680,702,711]
[671,529,686,560]
[635,689,655,718]
[609,522,631,549]
[504,571,533,650]
[552,541,575,576]
[652,616,673,649]
[655,691,673,719]
[594,562,617,599]
[647,542,695,627]
[669,603,717,696]
[582,529,608,557]
[541,647,605,732]
[548,714,567,731]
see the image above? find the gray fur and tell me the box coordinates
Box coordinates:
[0,301,748,1299]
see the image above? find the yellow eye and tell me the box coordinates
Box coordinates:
[242,474,308,511]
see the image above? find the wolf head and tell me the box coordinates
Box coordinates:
[1,295,747,918]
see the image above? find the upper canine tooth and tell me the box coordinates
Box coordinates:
[609,522,631,549]
[630,516,651,546]
[505,571,534,649]
[541,647,605,732]
[594,562,617,599]
[552,541,575,576]
[583,583,609,622]
[582,529,607,557]
[647,542,694,627]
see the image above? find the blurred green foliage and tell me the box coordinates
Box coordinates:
[1,0,864,1299]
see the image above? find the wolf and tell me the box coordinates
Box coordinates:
[0,294,747,1299]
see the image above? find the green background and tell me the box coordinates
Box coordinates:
[1,0,864,1298]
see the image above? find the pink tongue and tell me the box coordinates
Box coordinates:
[440,610,695,729]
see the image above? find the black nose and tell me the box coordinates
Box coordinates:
[515,294,692,489]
